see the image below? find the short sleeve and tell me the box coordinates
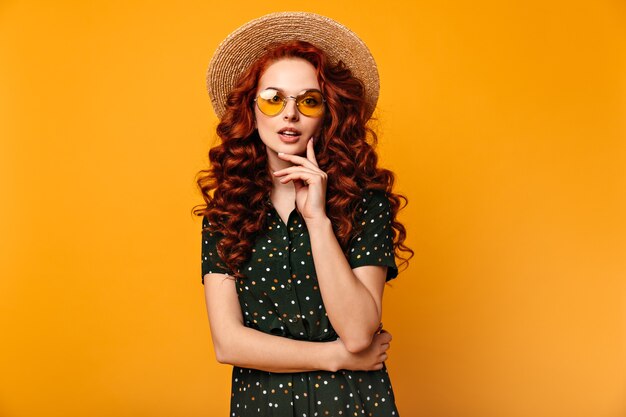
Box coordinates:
[201,216,232,284]
[347,190,399,281]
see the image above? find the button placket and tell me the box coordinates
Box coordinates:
[278,209,308,337]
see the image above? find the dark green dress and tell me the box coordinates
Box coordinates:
[201,189,400,416]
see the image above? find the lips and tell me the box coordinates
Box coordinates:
[277,127,302,143]
[278,127,302,136]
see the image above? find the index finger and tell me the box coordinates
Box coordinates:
[306,137,319,167]
[277,151,318,171]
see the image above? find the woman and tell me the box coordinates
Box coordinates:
[195,12,413,416]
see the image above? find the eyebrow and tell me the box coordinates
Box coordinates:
[262,86,322,94]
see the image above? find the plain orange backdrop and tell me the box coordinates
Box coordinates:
[1,1,625,417]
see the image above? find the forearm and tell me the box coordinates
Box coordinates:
[306,217,381,351]
[215,324,339,373]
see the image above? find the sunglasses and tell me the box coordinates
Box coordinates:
[254,88,326,118]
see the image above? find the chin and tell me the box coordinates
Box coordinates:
[272,142,307,155]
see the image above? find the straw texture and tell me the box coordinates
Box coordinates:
[206,11,380,120]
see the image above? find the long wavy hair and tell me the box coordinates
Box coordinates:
[194,40,413,280]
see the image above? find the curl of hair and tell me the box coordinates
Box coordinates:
[193,40,414,280]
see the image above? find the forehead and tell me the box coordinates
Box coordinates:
[257,58,320,94]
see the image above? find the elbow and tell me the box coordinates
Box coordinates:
[214,349,229,364]
[213,341,232,365]
[211,323,244,365]
[342,334,374,354]
[340,322,380,353]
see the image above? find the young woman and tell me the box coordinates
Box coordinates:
[195,12,413,416]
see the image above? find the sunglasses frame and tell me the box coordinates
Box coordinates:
[254,88,326,118]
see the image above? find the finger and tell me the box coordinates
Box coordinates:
[277,151,319,171]
[381,331,392,342]
[378,332,392,343]
[273,166,320,177]
[306,137,319,167]
[293,178,305,193]
[278,173,315,185]
[278,172,323,185]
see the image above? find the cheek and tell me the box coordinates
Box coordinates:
[256,117,270,131]
[255,118,275,143]
[254,110,267,130]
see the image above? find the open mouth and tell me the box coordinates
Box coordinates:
[278,127,302,142]
[278,127,302,137]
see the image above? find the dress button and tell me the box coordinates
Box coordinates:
[285,283,292,290]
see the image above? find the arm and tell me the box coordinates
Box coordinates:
[306,217,386,353]
[203,272,391,373]
[270,145,398,354]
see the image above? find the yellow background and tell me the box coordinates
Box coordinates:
[1,1,625,416]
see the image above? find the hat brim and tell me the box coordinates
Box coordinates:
[206,11,380,120]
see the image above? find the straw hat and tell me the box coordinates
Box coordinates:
[206,11,380,120]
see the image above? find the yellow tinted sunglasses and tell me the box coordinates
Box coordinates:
[254,88,326,118]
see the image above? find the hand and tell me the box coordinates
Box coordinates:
[272,137,328,224]
[330,330,392,372]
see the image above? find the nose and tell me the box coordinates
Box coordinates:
[282,97,299,121]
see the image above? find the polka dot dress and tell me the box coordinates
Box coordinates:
[201,189,400,416]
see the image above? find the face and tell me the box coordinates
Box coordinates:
[254,58,324,163]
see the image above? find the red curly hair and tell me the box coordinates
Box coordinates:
[194,40,413,280]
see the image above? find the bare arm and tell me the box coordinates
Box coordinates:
[305,217,386,353]
[203,272,391,373]
[270,145,397,354]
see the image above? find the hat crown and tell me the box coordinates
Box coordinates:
[206,11,380,120]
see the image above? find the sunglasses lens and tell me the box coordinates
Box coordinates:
[256,89,284,116]
[256,89,325,117]
[297,91,325,117]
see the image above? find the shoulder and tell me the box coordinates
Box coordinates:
[359,189,392,213]
[202,215,224,230]
[353,189,394,231]
[202,216,226,240]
